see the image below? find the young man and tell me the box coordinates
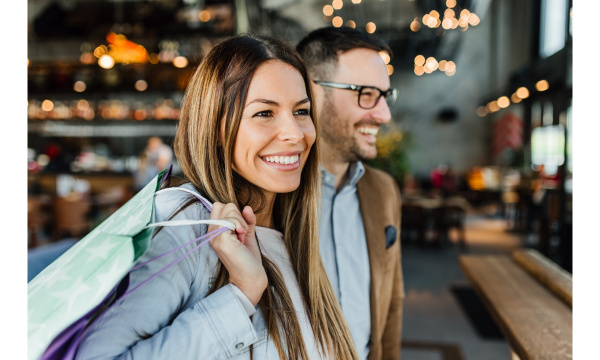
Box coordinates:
[297,27,404,360]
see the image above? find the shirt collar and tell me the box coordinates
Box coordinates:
[321,161,365,189]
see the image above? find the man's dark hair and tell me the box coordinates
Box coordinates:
[296,26,393,80]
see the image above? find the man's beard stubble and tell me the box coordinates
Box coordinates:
[319,96,375,163]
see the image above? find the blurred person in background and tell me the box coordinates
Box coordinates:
[135,136,173,191]
[297,27,404,360]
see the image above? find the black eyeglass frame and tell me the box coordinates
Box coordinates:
[313,80,397,109]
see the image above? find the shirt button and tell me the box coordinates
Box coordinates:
[236,343,244,350]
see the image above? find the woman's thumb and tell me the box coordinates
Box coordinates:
[241,206,256,244]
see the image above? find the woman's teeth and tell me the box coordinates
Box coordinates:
[263,155,299,164]
[357,127,379,136]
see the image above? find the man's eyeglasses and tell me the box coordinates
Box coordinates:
[313,81,397,109]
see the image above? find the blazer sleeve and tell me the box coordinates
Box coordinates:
[75,210,260,359]
[381,180,405,360]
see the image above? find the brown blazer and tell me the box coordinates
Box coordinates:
[356,165,405,360]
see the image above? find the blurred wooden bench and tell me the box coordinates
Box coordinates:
[459,249,572,360]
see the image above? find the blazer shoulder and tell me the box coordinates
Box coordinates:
[362,165,401,193]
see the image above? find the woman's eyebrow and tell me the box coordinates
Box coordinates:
[296,98,310,106]
[246,99,279,106]
[246,98,310,107]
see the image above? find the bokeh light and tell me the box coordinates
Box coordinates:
[366,22,376,33]
[135,80,148,91]
[332,16,343,27]
[73,81,86,92]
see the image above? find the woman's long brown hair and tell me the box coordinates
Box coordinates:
[172,35,358,360]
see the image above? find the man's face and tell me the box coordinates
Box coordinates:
[315,48,392,162]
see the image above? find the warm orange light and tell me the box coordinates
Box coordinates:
[199,10,211,22]
[414,66,425,76]
[346,20,356,28]
[424,65,433,74]
[77,99,89,111]
[446,0,457,8]
[444,9,455,18]
[438,60,447,71]
[423,14,431,24]
[445,61,456,72]
[98,55,115,69]
[445,68,456,76]
[387,64,394,75]
[94,45,107,58]
[460,9,471,19]
[426,57,438,70]
[173,56,188,68]
[451,18,459,29]
[366,22,376,33]
[458,17,468,27]
[476,106,488,117]
[379,51,391,64]
[535,80,549,91]
[332,16,343,27]
[41,100,54,112]
[135,80,148,91]
[73,81,86,92]
[429,10,440,19]
[511,93,522,103]
[497,96,510,108]
[468,13,480,26]
[414,55,425,66]
[487,101,500,112]
[148,53,160,64]
[352,0,362,3]
[323,4,334,16]
[442,18,453,29]
[332,0,343,10]
[427,16,437,27]
[516,86,529,99]
[410,19,421,32]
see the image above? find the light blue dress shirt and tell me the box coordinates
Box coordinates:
[320,162,371,360]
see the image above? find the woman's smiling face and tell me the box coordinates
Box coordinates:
[231,60,316,197]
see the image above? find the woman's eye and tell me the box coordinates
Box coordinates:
[253,110,273,117]
[294,109,310,116]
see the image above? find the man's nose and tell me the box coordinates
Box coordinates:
[370,96,392,124]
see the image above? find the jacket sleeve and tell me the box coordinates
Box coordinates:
[75,209,260,360]
[381,181,405,360]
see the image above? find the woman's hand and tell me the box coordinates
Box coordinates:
[207,203,267,306]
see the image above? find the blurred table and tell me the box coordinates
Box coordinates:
[401,195,470,249]
[459,250,572,360]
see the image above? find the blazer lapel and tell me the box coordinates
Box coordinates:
[356,167,386,344]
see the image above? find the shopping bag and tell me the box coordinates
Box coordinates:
[28,168,233,360]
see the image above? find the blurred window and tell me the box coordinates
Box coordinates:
[531,125,565,175]
[540,0,568,58]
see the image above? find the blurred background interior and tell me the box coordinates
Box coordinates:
[27,0,573,359]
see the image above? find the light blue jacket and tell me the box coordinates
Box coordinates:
[75,184,277,359]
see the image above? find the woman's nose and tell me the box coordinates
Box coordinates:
[278,115,305,143]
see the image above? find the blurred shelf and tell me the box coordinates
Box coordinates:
[28,120,177,137]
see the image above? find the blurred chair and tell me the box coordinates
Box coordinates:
[433,205,467,251]
[52,198,92,241]
[401,204,427,245]
[28,196,48,248]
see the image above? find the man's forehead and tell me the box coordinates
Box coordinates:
[334,48,390,86]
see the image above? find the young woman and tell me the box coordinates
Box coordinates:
[75,35,358,360]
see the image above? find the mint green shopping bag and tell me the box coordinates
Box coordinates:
[28,168,233,360]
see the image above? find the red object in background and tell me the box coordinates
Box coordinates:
[492,113,523,157]
[44,143,62,159]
